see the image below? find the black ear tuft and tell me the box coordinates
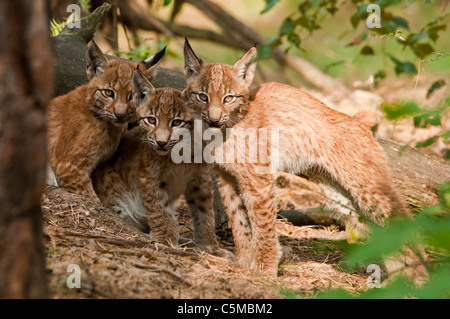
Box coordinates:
[183,38,203,79]
[85,41,109,80]
[142,46,166,68]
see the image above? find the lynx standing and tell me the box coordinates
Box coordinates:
[47,42,165,200]
[93,69,226,256]
[183,39,411,276]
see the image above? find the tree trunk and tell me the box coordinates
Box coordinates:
[0,0,55,298]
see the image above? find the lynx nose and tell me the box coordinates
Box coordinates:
[114,111,127,120]
[208,107,222,124]
[156,140,168,147]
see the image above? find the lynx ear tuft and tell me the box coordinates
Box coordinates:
[233,47,257,86]
[85,41,109,80]
[183,38,203,79]
[132,69,155,107]
[140,46,166,82]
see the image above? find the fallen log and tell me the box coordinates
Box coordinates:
[52,4,449,229]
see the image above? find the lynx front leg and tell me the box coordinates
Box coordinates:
[185,170,230,258]
[53,161,100,201]
[234,169,280,277]
[138,172,179,246]
[215,169,254,265]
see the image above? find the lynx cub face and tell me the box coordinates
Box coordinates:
[182,41,255,129]
[133,71,194,155]
[86,42,166,123]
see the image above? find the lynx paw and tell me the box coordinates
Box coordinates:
[199,245,234,260]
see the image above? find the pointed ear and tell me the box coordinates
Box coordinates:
[140,46,166,82]
[233,47,257,86]
[183,38,203,79]
[132,67,156,107]
[85,41,109,80]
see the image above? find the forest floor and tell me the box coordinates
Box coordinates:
[42,182,369,299]
[41,77,448,299]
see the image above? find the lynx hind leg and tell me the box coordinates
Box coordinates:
[218,168,281,276]
[315,181,369,242]
[185,171,232,259]
[93,166,150,233]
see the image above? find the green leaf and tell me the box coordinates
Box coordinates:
[427,24,447,43]
[323,60,345,73]
[390,56,417,76]
[417,268,450,298]
[261,0,280,14]
[392,16,409,30]
[445,150,450,160]
[383,101,421,120]
[415,136,438,148]
[360,45,374,55]
[442,131,450,144]
[163,0,172,6]
[413,110,441,128]
[374,70,386,80]
[350,4,368,28]
[266,36,282,48]
[170,0,185,21]
[376,0,402,9]
[279,18,296,36]
[255,45,273,61]
[287,33,301,48]
[343,220,421,269]
[412,43,434,59]
[80,0,91,14]
[426,80,446,99]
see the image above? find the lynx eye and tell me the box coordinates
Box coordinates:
[171,119,183,127]
[144,116,157,126]
[223,95,236,103]
[103,89,115,98]
[128,92,133,101]
[196,93,209,103]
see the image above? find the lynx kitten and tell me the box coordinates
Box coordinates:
[183,39,413,276]
[93,69,226,256]
[48,42,165,200]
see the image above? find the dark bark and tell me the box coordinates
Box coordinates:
[0,0,55,298]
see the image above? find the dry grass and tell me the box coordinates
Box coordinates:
[42,184,369,299]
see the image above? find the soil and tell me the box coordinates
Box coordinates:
[42,183,368,299]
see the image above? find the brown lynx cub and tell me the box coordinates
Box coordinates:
[183,39,413,276]
[93,69,226,256]
[48,42,165,200]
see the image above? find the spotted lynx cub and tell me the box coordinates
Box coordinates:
[93,69,226,256]
[183,39,413,276]
[48,42,165,200]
